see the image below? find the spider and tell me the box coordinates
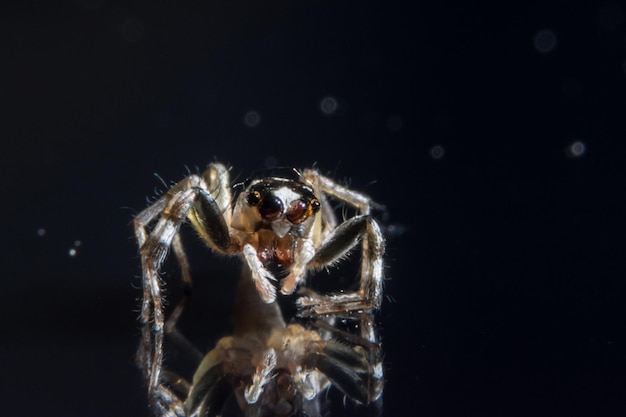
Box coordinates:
[134,163,385,416]
[162,263,383,417]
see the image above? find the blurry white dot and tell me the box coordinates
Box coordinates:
[320,96,338,115]
[74,240,82,247]
[566,140,586,158]
[430,145,445,159]
[385,223,407,238]
[534,29,557,54]
[69,248,77,257]
[386,115,404,132]
[37,228,46,237]
[244,110,260,127]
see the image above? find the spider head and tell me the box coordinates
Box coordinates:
[231,177,321,237]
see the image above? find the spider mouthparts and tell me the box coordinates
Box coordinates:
[271,220,292,238]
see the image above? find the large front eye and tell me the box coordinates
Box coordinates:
[286,198,320,224]
[258,194,283,221]
[286,199,307,223]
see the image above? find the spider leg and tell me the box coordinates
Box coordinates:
[296,215,385,315]
[163,233,204,364]
[186,336,259,417]
[293,170,387,405]
[161,368,192,398]
[309,314,384,406]
[302,344,369,404]
[151,384,187,417]
[136,184,198,413]
[135,164,237,415]
[242,244,278,303]
[183,163,237,255]
[302,169,373,215]
[316,186,338,232]
[185,362,233,417]
[244,347,277,403]
[358,311,384,406]
[134,196,169,325]
[291,170,385,315]
[279,238,316,296]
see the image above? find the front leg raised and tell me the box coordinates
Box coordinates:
[297,215,385,316]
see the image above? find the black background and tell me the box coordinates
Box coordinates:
[2,1,625,416]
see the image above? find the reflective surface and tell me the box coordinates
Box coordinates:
[2,1,625,416]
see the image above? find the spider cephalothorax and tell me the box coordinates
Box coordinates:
[134,163,385,416]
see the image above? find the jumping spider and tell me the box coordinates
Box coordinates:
[134,163,385,416]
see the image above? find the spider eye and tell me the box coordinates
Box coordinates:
[286,198,320,224]
[310,198,321,213]
[286,199,308,223]
[258,194,283,221]
[247,190,262,206]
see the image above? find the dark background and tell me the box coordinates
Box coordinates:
[2,1,625,416]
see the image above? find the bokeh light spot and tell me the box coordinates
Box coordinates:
[534,29,557,54]
[430,145,445,160]
[320,96,338,115]
[244,110,261,127]
[566,140,586,158]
